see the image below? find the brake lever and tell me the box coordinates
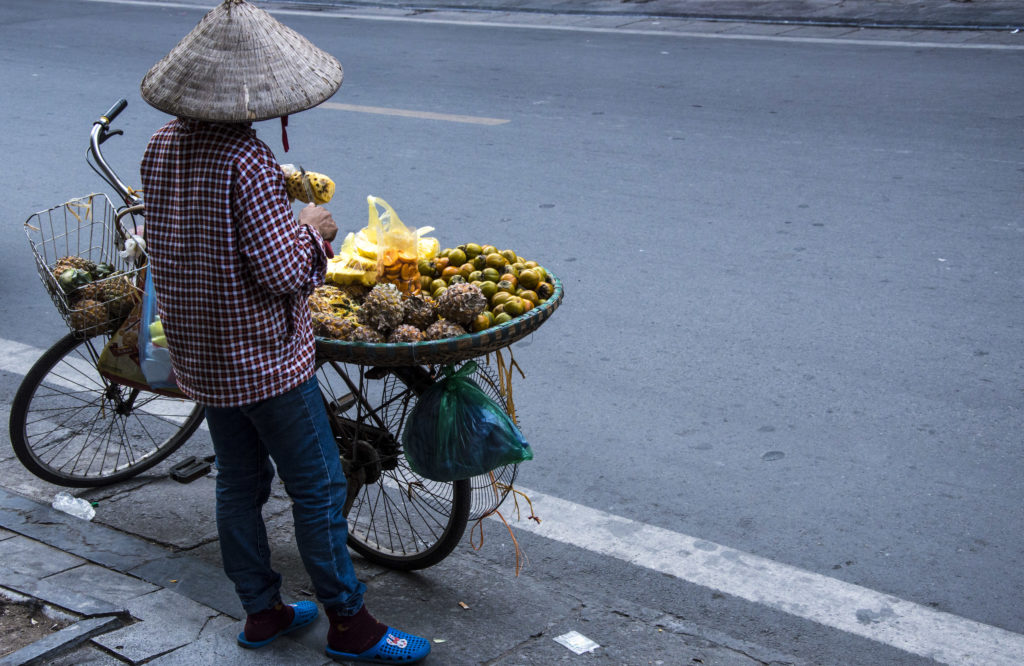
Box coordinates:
[98,128,124,145]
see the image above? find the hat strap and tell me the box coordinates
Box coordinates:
[281,115,290,152]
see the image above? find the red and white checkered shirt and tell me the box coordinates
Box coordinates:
[140,120,328,407]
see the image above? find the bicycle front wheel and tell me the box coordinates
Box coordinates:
[317,360,471,570]
[9,332,203,487]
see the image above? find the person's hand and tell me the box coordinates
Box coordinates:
[299,203,338,243]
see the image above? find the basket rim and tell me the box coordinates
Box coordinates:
[316,273,564,366]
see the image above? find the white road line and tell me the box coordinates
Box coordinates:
[87,0,1024,51]
[319,102,509,125]
[5,335,1022,663]
[504,487,1024,664]
[0,339,47,377]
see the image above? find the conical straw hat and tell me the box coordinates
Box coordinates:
[141,0,343,122]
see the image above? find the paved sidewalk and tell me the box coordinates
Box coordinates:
[0,487,806,664]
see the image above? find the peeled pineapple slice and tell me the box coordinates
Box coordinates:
[353,230,378,259]
[417,235,439,260]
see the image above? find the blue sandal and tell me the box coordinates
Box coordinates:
[237,600,319,649]
[325,627,431,663]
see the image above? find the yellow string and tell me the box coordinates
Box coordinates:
[469,351,532,574]
[492,348,525,422]
[65,197,94,226]
[468,476,541,577]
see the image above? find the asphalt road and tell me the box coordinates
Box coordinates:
[1,1,1022,663]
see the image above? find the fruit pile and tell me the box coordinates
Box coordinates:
[418,244,554,330]
[312,240,555,343]
[50,256,140,335]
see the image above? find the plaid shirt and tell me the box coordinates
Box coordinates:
[140,120,328,407]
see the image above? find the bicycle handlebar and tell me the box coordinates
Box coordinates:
[89,98,141,208]
[100,99,128,127]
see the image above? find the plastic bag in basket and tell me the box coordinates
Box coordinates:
[402,361,532,482]
[368,196,420,296]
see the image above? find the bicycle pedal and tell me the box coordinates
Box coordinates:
[365,367,390,380]
[328,393,357,414]
[169,456,212,484]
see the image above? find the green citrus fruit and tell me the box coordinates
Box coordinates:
[485,253,507,271]
[493,312,512,325]
[479,281,498,299]
[518,289,539,304]
[448,248,467,266]
[517,269,540,290]
[503,297,524,317]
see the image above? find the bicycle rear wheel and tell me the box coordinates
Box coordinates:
[9,332,203,487]
[316,360,470,570]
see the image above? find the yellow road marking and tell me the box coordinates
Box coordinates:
[319,102,509,126]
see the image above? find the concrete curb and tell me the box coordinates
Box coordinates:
[268,0,1024,31]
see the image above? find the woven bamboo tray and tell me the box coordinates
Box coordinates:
[316,274,563,366]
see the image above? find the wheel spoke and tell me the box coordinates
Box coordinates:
[316,359,470,568]
[11,333,203,486]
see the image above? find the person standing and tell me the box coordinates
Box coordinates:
[138,1,430,662]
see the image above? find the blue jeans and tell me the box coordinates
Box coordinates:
[203,376,366,616]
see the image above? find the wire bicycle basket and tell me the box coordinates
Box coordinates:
[25,193,146,338]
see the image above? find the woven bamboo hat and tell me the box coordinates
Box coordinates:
[140,0,343,122]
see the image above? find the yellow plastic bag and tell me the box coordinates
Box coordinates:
[368,196,420,296]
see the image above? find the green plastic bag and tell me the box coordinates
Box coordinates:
[403,361,533,482]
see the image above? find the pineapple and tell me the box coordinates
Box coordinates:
[69,299,108,335]
[423,320,468,341]
[436,282,487,325]
[308,293,333,314]
[312,312,357,339]
[402,294,438,330]
[52,256,97,279]
[348,326,385,343]
[388,324,424,343]
[72,282,103,303]
[100,274,139,320]
[284,169,334,205]
[357,283,405,333]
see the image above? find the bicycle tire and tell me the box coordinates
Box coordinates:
[9,332,204,487]
[317,360,471,570]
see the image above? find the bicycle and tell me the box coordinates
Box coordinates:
[9,99,563,571]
